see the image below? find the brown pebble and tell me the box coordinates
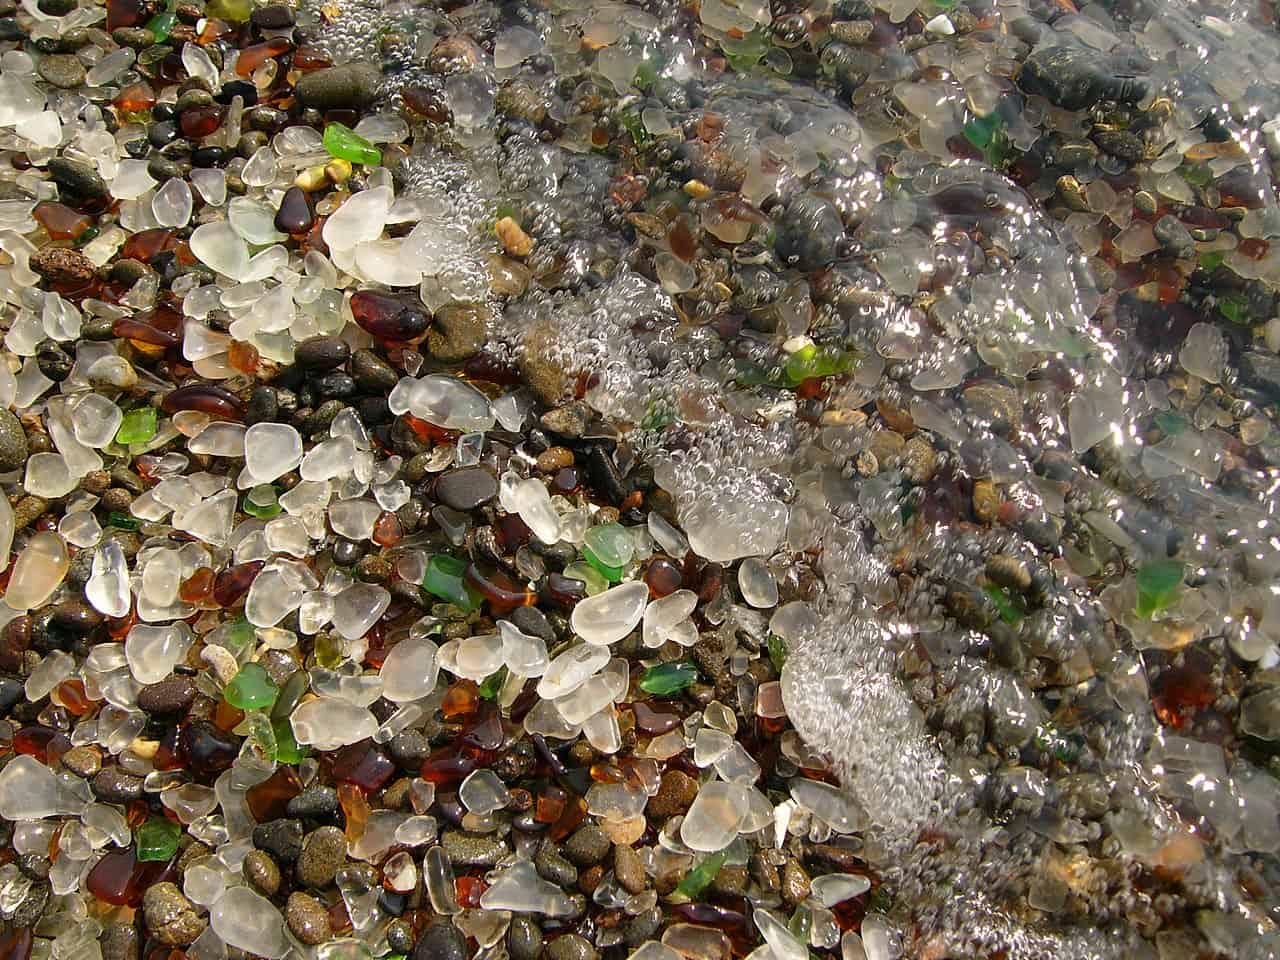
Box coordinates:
[285,892,332,945]
[613,843,646,894]
[535,446,574,472]
[648,770,698,818]
[495,216,534,257]
[30,246,96,284]
[973,479,1000,524]
[13,495,48,529]
[244,848,281,896]
[138,675,198,714]
[781,857,811,907]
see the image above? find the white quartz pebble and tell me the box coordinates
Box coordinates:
[571,580,648,645]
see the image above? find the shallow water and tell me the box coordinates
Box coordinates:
[308,0,1280,954]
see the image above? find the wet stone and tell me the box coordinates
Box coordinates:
[253,818,304,861]
[413,922,469,960]
[435,466,499,511]
[428,303,487,362]
[296,826,348,887]
[509,917,544,960]
[286,892,332,945]
[244,848,281,896]
[540,402,590,438]
[534,845,578,887]
[92,766,144,803]
[143,883,206,947]
[295,62,382,110]
[251,3,294,27]
[546,935,598,960]
[623,906,662,947]
[138,676,196,713]
[563,823,611,867]
[49,157,108,198]
[10,881,49,928]
[100,925,139,960]
[36,341,73,382]
[441,829,507,866]
[352,349,399,393]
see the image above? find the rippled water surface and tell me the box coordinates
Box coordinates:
[300,0,1280,953]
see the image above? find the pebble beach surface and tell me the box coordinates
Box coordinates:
[1,0,1280,958]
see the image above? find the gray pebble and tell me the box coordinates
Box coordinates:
[49,157,107,198]
[508,917,543,960]
[36,52,85,87]
[0,408,27,473]
[100,924,140,960]
[287,785,339,818]
[253,818,304,861]
[534,844,578,888]
[539,402,590,439]
[59,745,101,778]
[295,63,382,111]
[143,882,206,947]
[295,335,351,372]
[441,830,507,867]
[562,823,611,867]
[546,935,597,960]
[1154,214,1196,260]
[9,880,48,928]
[413,922,469,960]
[389,728,430,765]
[296,826,348,888]
[351,349,398,393]
[622,906,662,947]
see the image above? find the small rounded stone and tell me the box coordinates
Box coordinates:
[36,53,86,88]
[142,883,207,947]
[294,336,351,372]
[285,892,332,945]
[243,849,281,896]
[546,934,598,960]
[562,824,611,867]
[0,409,29,473]
[413,922,469,960]
[296,825,348,888]
[137,676,196,714]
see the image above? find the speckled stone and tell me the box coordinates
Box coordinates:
[562,824,610,867]
[59,745,101,778]
[647,770,698,818]
[296,826,347,888]
[285,892,332,945]
[613,843,645,894]
[244,848,281,896]
[0,409,27,473]
[143,883,207,947]
[441,830,507,867]
[546,935,597,960]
